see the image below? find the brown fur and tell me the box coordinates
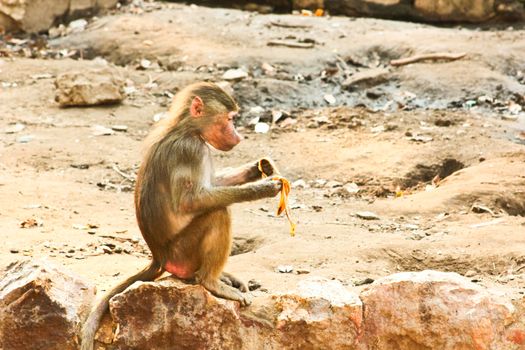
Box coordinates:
[81,82,281,350]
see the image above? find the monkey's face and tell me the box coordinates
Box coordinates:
[202,111,242,151]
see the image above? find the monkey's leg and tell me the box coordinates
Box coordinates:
[195,210,251,306]
[221,272,248,292]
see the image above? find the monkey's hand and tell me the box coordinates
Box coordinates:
[257,177,282,198]
[257,157,279,178]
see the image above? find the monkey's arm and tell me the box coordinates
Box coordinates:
[178,177,281,214]
[214,158,279,186]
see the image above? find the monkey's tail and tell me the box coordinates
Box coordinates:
[80,259,163,350]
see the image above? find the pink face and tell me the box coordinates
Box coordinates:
[201,111,242,151]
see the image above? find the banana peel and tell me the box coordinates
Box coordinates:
[258,160,297,237]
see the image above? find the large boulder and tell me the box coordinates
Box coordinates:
[0,0,119,33]
[360,270,516,350]
[97,276,363,349]
[0,259,95,350]
[324,0,524,23]
[55,68,125,107]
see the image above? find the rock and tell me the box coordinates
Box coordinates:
[254,122,270,133]
[277,265,294,273]
[0,0,118,33]
[103,276,362,349]
[325,0,522,23]
[91,125,115,136]
[273,277,363,349]
[0,0,68,33]
[324,94,336,105]
[248,279,262,291]
[4,123,25,134]
[360,270,515,350]
[414,0,495,22]
[0,259,95,350]
[356,211,381,220]
[293,0,325,10]
[55,69,124,107]
[222,68,249,81]
[292,179,307,189]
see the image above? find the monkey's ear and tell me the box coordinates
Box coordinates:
[190,96,204,118]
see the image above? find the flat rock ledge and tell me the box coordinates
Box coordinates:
[1,260,525,350]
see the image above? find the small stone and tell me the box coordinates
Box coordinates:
[123,86,137,95]
[248,279,262,291]
[292,179,307,189]
[92,125,115,136]
[502,115,519,121]
[111,125,128,132]
[261,62,275,75]
[277,265,294,273]
[10,249,19,254]
[325,180,342,188]
[409,135,433,143]
[140,59,152,69]
[71,163,90,169]
[4,123,25,134]
[343,183,359,193]
[222,68,248,81]
[153,112,168,122]
[354,277,374,286]
[312,116,330,125]
[371,125,385,133]
[295,268,311,275]
[17,135,34,143]
[254,122,270,134]
[248,106,265,116]
[313,179,327,188]
[404,224,419,230]
[464,270,477,277]
[471,204,495,216]
[324,94,336,105]
[68,18,88,32]
[356,211,380,220]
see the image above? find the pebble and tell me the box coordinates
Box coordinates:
[248,279,262,291]
[4,123,25,134]
[464,270,477,277]
[354,277,374,286]
[222,68,248,81]
[323,94,336,105]
[276,265,294,273]
[254,122,270,134]
[17,135,34,143]
[292,179,307,189]
[111,125,128,132]
[10,249,19,254]
[356,211,380,220]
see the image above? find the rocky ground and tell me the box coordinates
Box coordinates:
[1,0,525,307]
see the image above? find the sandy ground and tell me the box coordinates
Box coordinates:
[1,2,525,303]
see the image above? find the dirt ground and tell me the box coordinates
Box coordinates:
[1,1,525,303]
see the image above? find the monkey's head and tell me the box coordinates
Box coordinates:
[172,82,242,151]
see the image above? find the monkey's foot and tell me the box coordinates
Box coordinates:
[221,272,248,292]
[200,279,252,306]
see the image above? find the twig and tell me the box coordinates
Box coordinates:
[112,164,136,183]
[267,40,314,49]
[390,52,466,67]
[269,21,312,29]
